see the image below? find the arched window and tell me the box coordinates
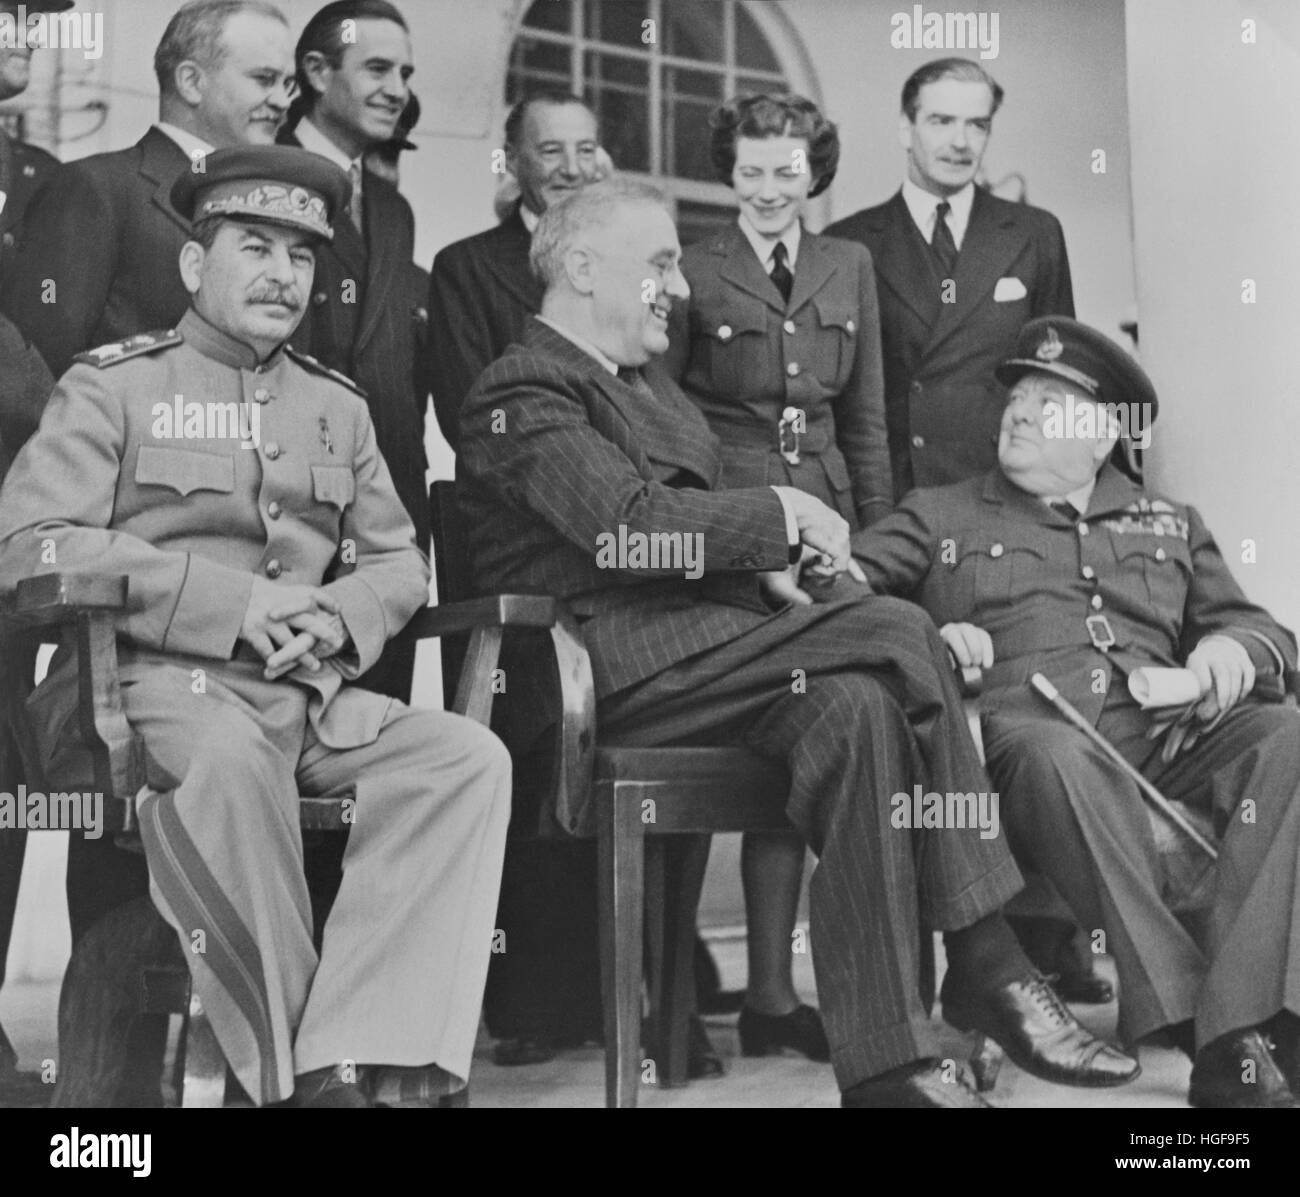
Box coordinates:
[506,0,817,244]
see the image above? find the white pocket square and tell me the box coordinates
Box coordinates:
[993,276,1027,302]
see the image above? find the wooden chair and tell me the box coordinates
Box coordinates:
[0,569,537,1107]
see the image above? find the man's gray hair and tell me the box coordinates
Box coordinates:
[529,178,669,291]
[155,0,288,98]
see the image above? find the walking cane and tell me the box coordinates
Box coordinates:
[1030,672,1219,862]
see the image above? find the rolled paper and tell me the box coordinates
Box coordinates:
[1128,666,1203,709]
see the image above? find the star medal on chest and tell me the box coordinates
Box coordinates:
[319,415,333,454]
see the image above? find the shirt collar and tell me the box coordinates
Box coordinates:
[535,315,619,375]
[1040,475,1098,515]
[296,117,363,177]
[519,202,540,234]
[737,212,801,272]
[153,122,214,163]
[901,178,975,250]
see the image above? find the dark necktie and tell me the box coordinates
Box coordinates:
[770,240,793,305]
[932,200,958,276]
[1050,499,1080,522]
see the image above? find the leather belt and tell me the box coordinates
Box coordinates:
[708,414,834,459]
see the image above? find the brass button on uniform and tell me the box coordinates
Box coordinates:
[1155,547,1167,561]
[786,362,800,377]
[1078,522,1089,536]
[1081,565,1096,580]
[264,442,280,460]
[1090,594,1103,610]
[846,319,856,333]
[783,319,796,334]
[313,292,327,306]
[990,543,1004,558]
[253,387,270,403]
[910,380,923,394]
[267,501,281,519]
[265,559,282,579]
[911,434,925,448]
[717,324,733,341]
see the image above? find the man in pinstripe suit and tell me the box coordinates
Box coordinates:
[458,179,1136,1105]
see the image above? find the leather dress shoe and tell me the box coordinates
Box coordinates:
[1189,1029,1300,1108]
[291,1065,374,1108]
[1053,968,1115,1005]
[738,1004,830,1062]
[944,973,1140,1088]
[842,1059,991,1108]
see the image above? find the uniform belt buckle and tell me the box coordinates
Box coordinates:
[1085,614,1116,651]
[778,406,801,466]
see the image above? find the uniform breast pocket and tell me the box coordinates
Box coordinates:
[134,446,235,496]
[1115,538,1192,614]
[948,530,1049,606]
[697,299,768,397]
[311,465,356,512]
[811,295,858,386]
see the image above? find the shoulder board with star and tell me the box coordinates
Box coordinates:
[73,329,183,368]
[284,345,369,399]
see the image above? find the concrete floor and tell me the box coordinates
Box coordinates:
[1,934,1195,1109]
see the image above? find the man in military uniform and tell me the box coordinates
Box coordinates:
[853,316,1300,1108]
[0,146,510,1107]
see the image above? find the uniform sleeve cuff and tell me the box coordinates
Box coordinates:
[770,486,801,564]
[164,555,254,659]
[323,574,389,676]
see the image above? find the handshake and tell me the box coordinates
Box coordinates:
[762,487,867,607]
[239,577,352,681]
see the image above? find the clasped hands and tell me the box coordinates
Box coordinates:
[239,577,351,681]
[759,488,866,606]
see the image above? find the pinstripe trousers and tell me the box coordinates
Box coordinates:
[600,593,1024,1090]
[112,661,511,1106]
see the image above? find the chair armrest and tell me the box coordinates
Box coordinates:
[2,573,141,821]
[7,572,129,625]
[398,595,558,643]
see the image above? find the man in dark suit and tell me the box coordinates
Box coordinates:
[1,0,295,380]
[824,57,1073,499]
[457,178,1138,1106]
[427,91,603,451]
[278,0,428,702]
[427,91,612,1063]
[854,317,1300,1107]
[825,57,1090,998]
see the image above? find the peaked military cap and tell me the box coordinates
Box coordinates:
[170,146,350,243]
[996,316,1158,426]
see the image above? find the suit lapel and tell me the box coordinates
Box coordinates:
[523,319,717,486]
[924,188,1030,356]
[485,207,542,314]
[863,191,941,327]
[138,127,191,238]
[355,168,397,356]
[714,224,784,313]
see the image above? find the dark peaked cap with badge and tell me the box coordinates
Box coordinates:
[170,146,351,244]
[996,315,1158,478]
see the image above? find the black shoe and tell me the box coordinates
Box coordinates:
[290,1065,373,1108]
[1189,1029,1299,1108]
[842,1058,991,1108]
[738,1004,830,1062]
[1053,968,1115,1005]
[944,973,1140,1088]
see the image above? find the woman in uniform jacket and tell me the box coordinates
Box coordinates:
[658,93,892,1064]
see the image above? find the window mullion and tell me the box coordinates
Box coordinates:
[648,0,664,181]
